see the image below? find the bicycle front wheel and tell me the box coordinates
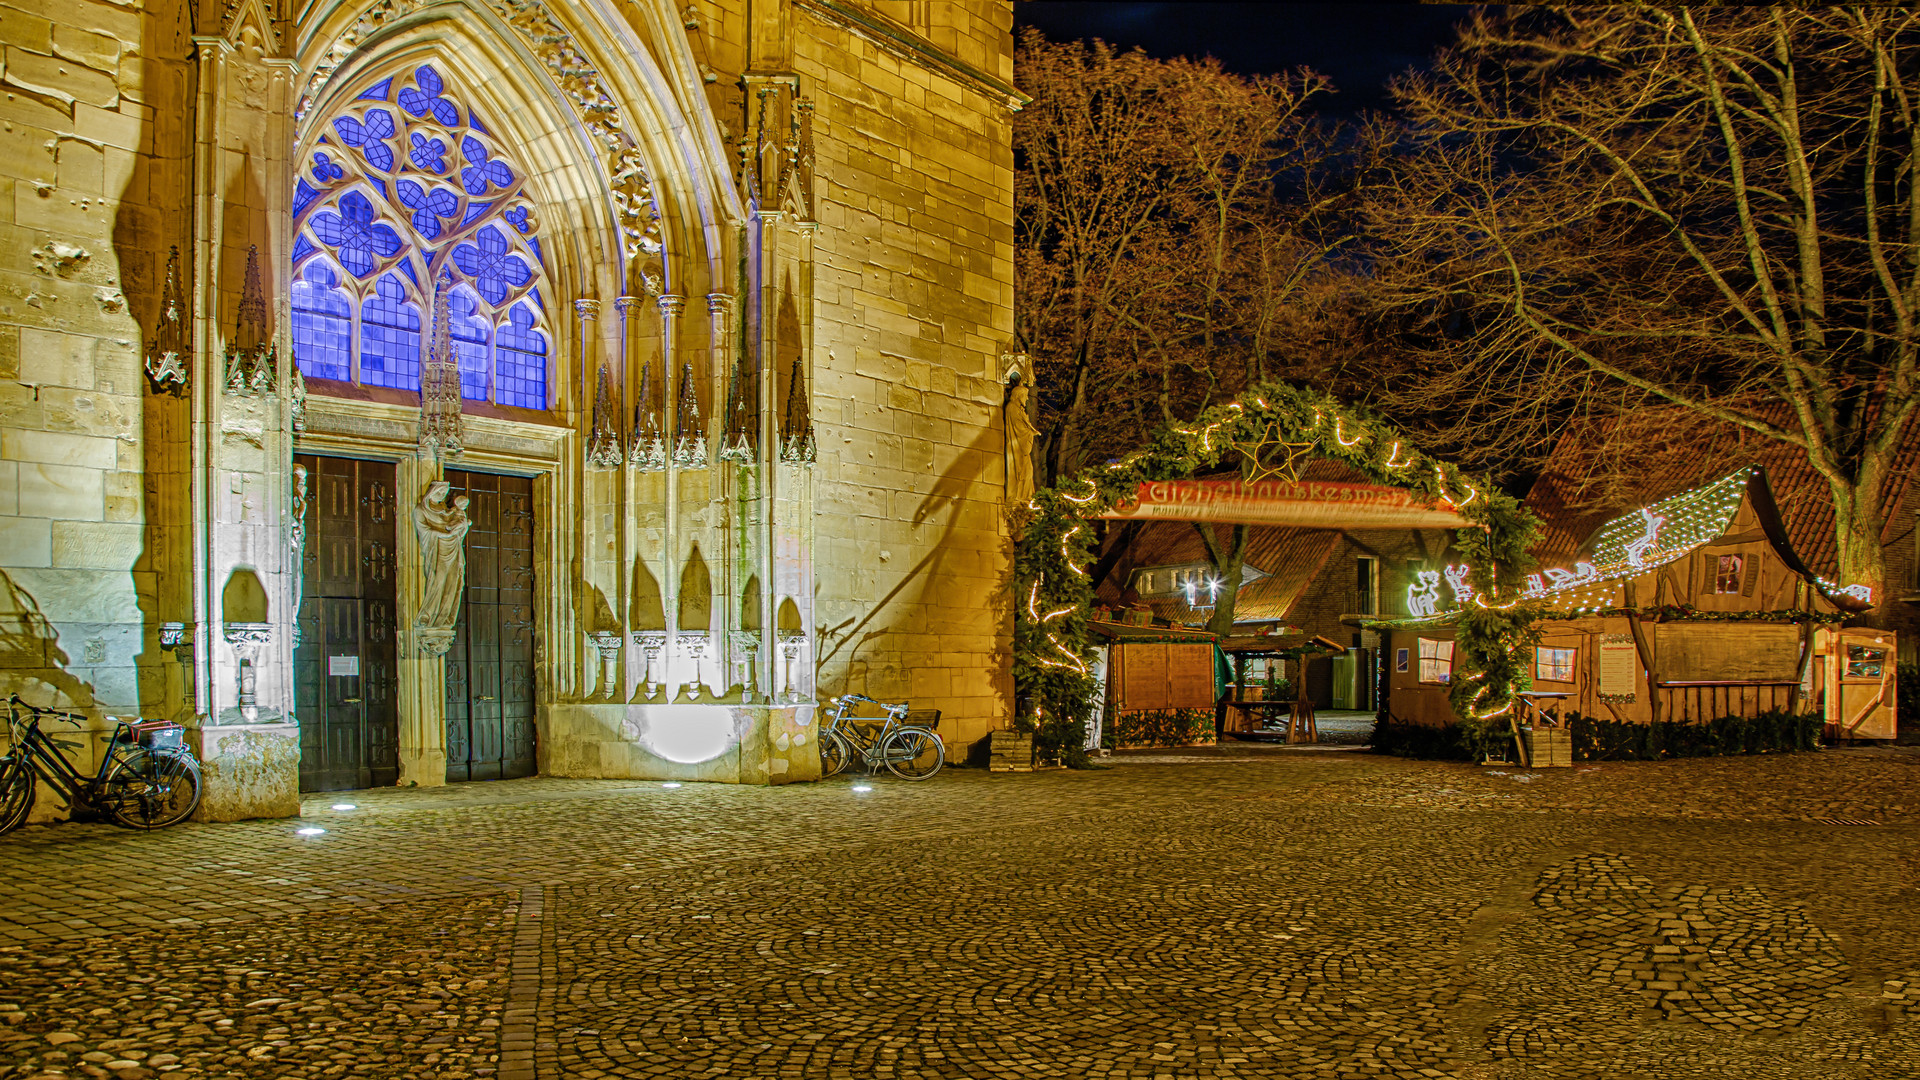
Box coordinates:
[819,730,852,779]
[104,749,201,829]
[0,754,35,835]
[882,728,943,780]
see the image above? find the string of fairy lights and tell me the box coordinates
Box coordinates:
[1396,465,1876,622]
[1013,381,1540,745]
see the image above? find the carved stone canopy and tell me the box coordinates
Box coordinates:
[145,247,190,395]
[225,245,276,396]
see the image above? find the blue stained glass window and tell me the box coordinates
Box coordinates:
[409,132,447,173]
[309,190,402,278]
[396,179,458,240]
[448,290,492,401]
[291,263,351,381]
[311,152,344,183]
[459,137,513,194]
[296,64,548,410]
[334,110,395,172]
[398,66,460,127]
[494,303,546,409]
[359,273,421,390]
[452,225,533,305]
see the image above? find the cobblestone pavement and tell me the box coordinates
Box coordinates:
[3,746,1919,1078]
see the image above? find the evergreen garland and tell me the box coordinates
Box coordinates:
[1013,381,1542,760]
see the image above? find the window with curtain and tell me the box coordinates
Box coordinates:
[1418,637,1454,685]
[291,64,550,409]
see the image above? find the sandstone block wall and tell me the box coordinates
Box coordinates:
[0,0,182,725]
[791,4,1017,751]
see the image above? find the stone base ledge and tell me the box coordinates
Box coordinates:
[193,723,301,822]
[541,702,819,784]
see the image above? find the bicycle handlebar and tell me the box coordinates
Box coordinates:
[832,693,908,714]
[6,694,88,724]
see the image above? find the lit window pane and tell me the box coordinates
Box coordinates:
[360,273,421,390]
[290,263,351,381]
[449,289,491,401]
[495,302,546,409]
[1418,638,1454,685]
[1533,647,1576,683]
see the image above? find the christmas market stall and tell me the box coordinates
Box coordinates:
[1372,466,1897,749]
[1012,381,1538,763]
[1084,618,1223,749]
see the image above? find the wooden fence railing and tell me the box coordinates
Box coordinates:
[1656,680,1801,722]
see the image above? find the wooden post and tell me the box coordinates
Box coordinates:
[1623,581,1662,726]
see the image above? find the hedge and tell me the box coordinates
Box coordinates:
[1372,708,1825,762]
[1107,707,1216,750]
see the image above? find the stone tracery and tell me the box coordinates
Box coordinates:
[293,63,550,410]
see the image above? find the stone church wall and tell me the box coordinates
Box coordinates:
[790,3,1016,751]
[0,0,184,752]
[0,0,1019,806]
[691,0,1017,751]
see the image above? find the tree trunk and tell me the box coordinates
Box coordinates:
[1196,523,1250,638]
[1826,472,1891,618]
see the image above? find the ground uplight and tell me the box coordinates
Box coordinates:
[662,782,682,788]
[296,827,326,836]
[330,803,356,811]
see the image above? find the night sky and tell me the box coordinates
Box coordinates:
[1012,3,1473,116]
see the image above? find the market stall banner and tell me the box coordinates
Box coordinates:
[1100,479,1474,529]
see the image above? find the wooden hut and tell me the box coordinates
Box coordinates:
[1377,466,1898,739]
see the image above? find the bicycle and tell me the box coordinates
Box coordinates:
[0,693,203,834]
[818,693,944,780]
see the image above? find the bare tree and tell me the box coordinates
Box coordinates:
[1014,30,1344,485]
[1364,5,1920,606]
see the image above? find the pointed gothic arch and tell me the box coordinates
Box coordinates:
[294,0,748,301]
[292,59,560,406]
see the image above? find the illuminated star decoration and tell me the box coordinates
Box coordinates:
[1230,423,1315,483]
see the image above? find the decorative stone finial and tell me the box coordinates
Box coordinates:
[145,247,190,395]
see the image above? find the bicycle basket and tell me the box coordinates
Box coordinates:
[904,709,942,730]
[133,720,184,750]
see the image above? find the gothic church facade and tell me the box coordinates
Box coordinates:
[0,0,1018,816]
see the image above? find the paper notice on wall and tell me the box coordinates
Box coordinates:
[329,655,360,677]
[1598,639,1637,701]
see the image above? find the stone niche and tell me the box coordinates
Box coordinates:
[543,702,821,784]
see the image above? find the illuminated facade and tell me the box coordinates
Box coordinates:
[0,0,1020,816]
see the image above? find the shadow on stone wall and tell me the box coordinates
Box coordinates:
[0,567,97,709]
[630,555,664,630]
[817,416,1004,698]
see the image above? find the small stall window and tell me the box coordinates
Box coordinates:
[1847,644,1887,680]
[1714,554,1744,594]
[1534,646,1577,683]
[1418,638,1454,684]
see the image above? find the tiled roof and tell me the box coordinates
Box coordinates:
[1526,411,1920,578]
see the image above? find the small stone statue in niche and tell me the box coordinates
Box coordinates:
[1003,357,1037,510]
[414,480,472,652]
[289,463,308,643]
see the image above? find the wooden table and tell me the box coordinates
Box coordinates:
[1217,699,1294,737]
